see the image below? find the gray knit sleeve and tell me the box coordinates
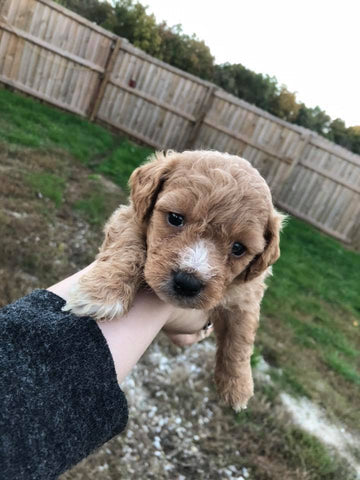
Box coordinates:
[0,289,128,480]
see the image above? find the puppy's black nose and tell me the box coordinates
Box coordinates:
[172,271,203,297]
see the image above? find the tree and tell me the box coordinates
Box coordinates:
[157,24,214,80]
[108,1,162,57]
[56,0,114,25]
[270,86,301,122]
[295,104,331,136]
[346,126,360,154]
[349,125,360,135]
[213,63,279,111]
[328,118,351,149]
[55,0,214,79]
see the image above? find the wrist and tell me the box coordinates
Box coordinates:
[47,265,174,383]
[47,263,96,301]
[97,290,172,383]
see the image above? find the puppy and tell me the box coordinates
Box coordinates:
[64,150,284,410]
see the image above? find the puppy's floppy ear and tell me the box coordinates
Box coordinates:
[243,210,286,282]
[129,151,172,222]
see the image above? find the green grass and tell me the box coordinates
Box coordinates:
[266,217,360,317]
[0,87,152,189]
[0,88,113,158]
[74,193,107,225]
[25,172,66,207]
[283,427,352,479]
[259,216,360,429]
[74,182,117,226]
[96,143,153,191]
[270,367,310,397]
[286,314,357,357]
[234,393,356,480]
[325,352,360,386]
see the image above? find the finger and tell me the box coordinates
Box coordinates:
[202,320,213,332]
[166,326,214,347]
[166,332,201,347]
[200,325,214,340]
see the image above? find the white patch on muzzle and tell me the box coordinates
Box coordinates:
[179,240,214,280]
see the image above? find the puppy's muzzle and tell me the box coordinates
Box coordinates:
[172,270,203,298]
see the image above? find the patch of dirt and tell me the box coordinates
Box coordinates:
[59,338,358,480]
[0,144,125,306]
[59,339,272,480]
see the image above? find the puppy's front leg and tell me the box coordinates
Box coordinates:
[211,305,260,411]
[63,206,146,321]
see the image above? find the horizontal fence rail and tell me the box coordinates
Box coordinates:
[0,0,359,248]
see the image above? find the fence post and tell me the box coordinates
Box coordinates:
[185,85,216,149]
[273,132,313,200]
[286,133,313,179]
[88,37,122,122]
[350,214,360,250]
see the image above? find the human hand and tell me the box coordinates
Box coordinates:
[163,307,214,346]
[165,323,214,347]
[48,267,212,382]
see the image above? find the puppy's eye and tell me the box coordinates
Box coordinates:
[168,212,184,227]
[232,242,246,257]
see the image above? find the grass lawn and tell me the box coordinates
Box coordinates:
[0,87,153,191]
[1,85,359,478]
[259,218,360,431]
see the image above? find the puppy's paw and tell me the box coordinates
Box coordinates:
[215,373,254,412]
[62,283,127,321]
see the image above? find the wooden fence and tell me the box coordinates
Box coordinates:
[1,0,359,248]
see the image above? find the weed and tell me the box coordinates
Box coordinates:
[270,368,309,398]
[283,427,355,479]
[25,172,65,207]
[74,193,107,225]
[250,345,262,368]
[95,141,153,190]
[325,352,360,386]
[286,314,358,357]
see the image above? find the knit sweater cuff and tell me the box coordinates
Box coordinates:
[1,289,128,480]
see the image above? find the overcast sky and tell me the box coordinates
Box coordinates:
[144,0,360,127]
